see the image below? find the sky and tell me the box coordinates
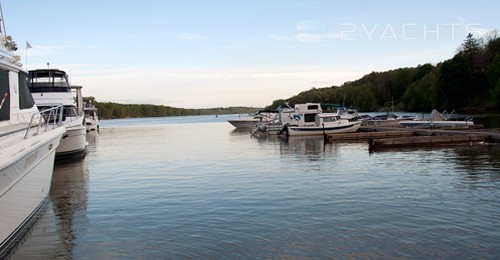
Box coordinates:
[2,0,499,108]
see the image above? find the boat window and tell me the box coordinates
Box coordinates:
[304,113,316,122]
[307,105,319,110]
[322,116,338,123]
[64,106,78,118]
[0,69,10,121]
[19,72,36,109]
[29,85,71,93]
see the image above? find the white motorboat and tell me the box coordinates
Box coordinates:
[0,16,66,257]
[28,69,87,159]
[228,110,279,129]
[252,103,363,136]
[83,103,99,131]
[399,109,474,128]
[285,113,362,136]
[250,103,297,135]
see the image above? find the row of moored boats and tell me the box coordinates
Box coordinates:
[0,11,99,257]
[228,103,475,136]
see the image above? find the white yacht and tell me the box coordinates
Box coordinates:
[0,16,66,257]
[28,69,87,159]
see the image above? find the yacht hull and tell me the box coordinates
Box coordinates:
[56,124,87,159]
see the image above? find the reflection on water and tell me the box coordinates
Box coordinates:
[9,117,500,259]
[10,138,91,260]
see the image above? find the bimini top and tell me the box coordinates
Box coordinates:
[28,69,71,93]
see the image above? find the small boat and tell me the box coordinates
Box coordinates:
[399,109,474,128]
[83,103,99,131]
[228,110,279,129]
[0,13,66,257]
[363,113,402,127]
[29,69,88,159]
[285,113,362,136]
[251,103,315,135]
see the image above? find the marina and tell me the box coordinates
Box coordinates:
[7,115,500,259]
[1,1,499,258]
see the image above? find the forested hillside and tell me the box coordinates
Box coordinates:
[267,33,500,112]
[83,97,259,119]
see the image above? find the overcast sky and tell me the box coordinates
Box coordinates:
[3,0,498,108]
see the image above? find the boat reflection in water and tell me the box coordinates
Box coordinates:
[9,156,89,259]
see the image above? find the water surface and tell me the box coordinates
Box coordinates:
[10,115,500,259]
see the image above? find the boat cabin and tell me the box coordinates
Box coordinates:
[280,103,323,126]
[315,113,342,126]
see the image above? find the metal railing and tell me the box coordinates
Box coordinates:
[24,105,64,139]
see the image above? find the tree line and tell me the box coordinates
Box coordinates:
[83,97,259,119]
[266,33,500,112]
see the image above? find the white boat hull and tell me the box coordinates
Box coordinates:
[227,119,259,129]
[86,119,99,131]
[287,121,362,136]
[57,124,87,159]
[399,120,474,128]
[0,127,65,255]
[363,119,402,127]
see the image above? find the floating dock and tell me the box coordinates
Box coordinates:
[369,135,489,149]
[326,126,500,150]
[327,130,415,141]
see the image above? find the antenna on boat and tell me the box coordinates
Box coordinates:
[0,3,18,52]
[0,2,6,35]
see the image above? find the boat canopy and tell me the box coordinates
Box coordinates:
[429,109,447,121]
[28,69,71,93]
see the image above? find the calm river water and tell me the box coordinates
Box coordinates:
[9,115,500,259]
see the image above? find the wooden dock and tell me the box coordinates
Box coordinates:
[369,135,489,149]
[325,126,500,150]
[327,130,415,141]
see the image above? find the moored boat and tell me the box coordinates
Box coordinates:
[363,113,402,127]
[228,110,279,129]
[251,103,316,135]
[83,103,99,131]
[285,113,362,136]
[28,69,87,159]
[0,12,66,257]
[399,109,474,128]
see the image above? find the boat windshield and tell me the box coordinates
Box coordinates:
[321,115,340,123]
[28,70,71,92]
[38,105,77,121]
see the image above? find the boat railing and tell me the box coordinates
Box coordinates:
[24,105,64,139]
[441,109,460,120]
